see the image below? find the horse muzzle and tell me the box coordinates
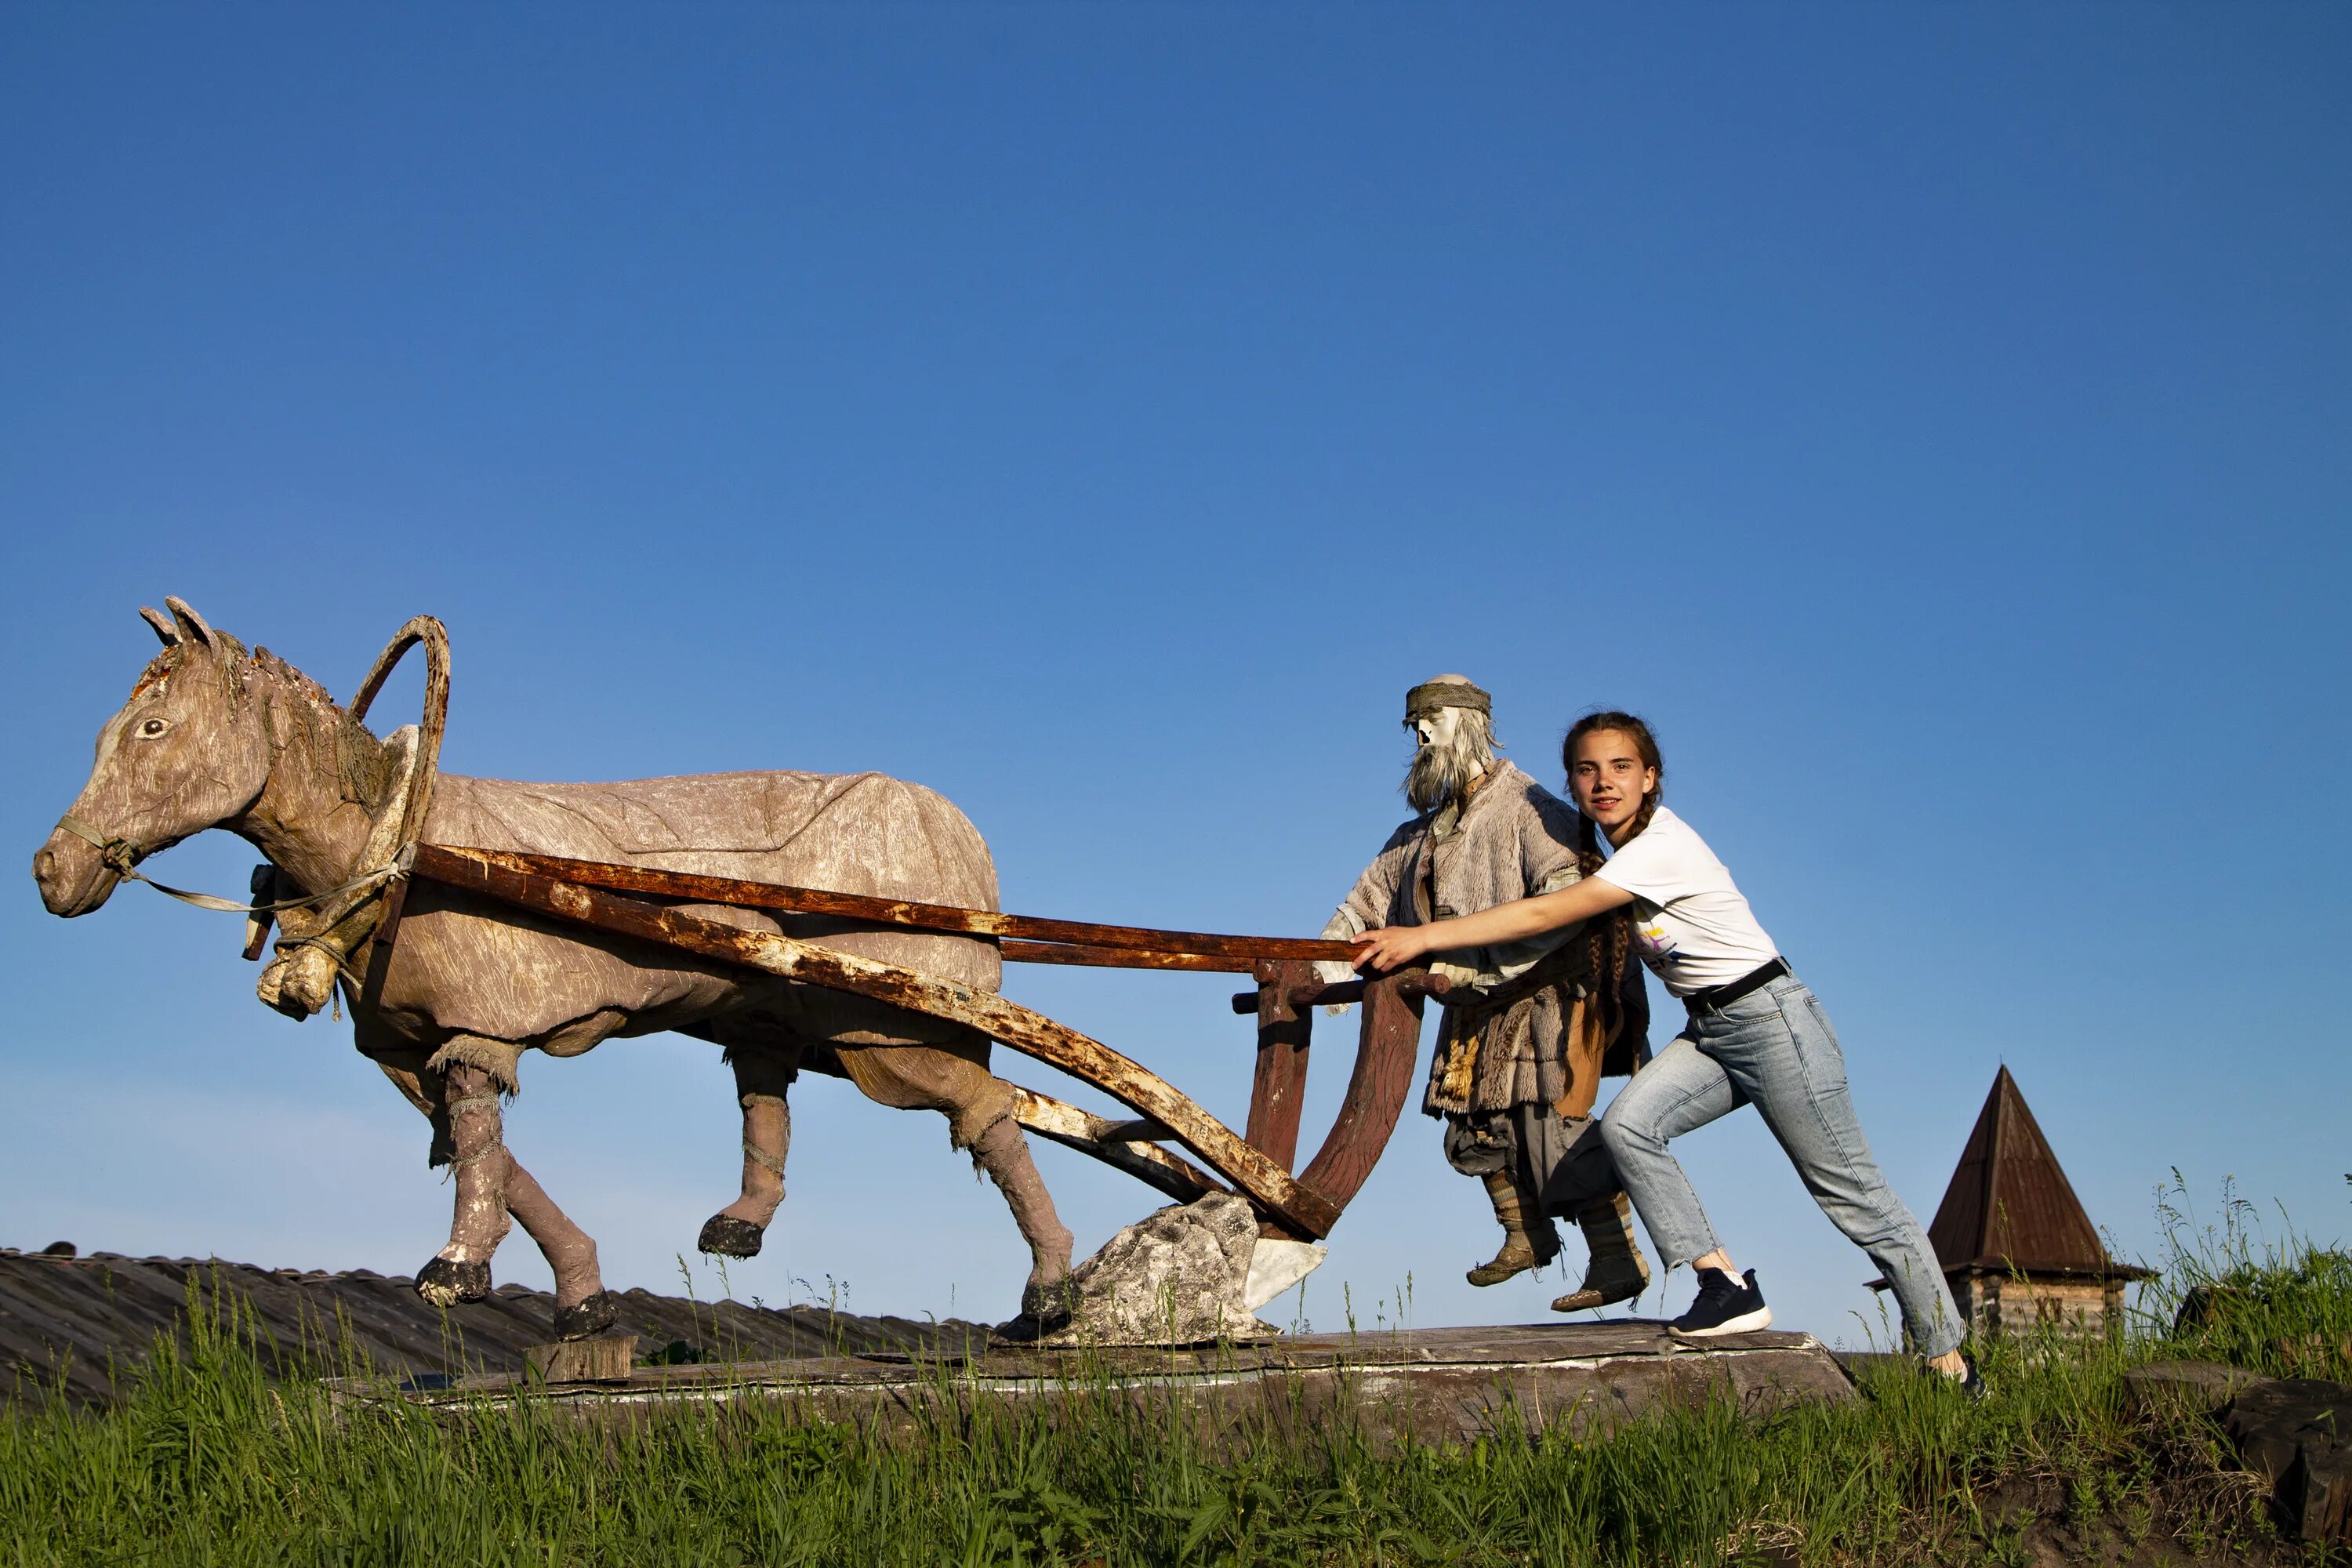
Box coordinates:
[31,829,121,917]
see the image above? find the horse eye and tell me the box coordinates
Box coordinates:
[139,718,169,738]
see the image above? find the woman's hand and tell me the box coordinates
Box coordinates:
[1352,924,1432,974]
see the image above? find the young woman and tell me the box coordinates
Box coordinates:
[1354,711,1976,1387]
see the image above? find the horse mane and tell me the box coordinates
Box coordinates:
[259,644,400,809]
[135,636,397,809]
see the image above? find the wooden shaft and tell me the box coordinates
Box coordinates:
[1008,1088,1222,1205]
[408,844,1344,1237]
[1001,940,1252,972]
[429,846,1356,965]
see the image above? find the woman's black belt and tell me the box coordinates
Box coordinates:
[1682,956,1791,1016]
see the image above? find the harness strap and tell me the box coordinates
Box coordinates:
[52,813,401,914]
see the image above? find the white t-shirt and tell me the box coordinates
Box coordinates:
[1591,808,1780,997]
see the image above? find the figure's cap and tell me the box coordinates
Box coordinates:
[1404,674,1490,721]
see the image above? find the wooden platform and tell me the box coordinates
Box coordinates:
[358,1320,1858,1443]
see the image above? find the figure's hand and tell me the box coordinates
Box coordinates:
[1352,925,1429,974]
[1431,960,1480,994]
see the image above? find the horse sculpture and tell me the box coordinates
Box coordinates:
[31,599,1076,1338]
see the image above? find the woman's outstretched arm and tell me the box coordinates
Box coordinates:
[1352,877,1636,973]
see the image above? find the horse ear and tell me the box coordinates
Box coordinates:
[163,596,216,648]
[139,606,178,645]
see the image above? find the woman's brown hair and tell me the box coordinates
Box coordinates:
[1560,710,1664,1050]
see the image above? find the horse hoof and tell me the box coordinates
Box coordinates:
[415,1256,491,1307]
[696,1215,764,1258]
[554,1290,621,1341]
[1021,1277,1075,1327]
[995,1279,1075,1342]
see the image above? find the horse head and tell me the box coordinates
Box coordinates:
[33,597,274,917]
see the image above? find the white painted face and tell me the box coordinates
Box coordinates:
[1410,705,1474,752]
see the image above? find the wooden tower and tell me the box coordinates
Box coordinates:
[1882,1066,2151,1339]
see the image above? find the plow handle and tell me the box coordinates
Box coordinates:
[1230,969,1450,1014]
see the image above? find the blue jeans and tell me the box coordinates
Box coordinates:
[1598,974,1965,1357]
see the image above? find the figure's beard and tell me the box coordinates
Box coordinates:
[1405,740,1483,814]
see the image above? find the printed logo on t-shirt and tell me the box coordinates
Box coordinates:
[1632,917,1677,967]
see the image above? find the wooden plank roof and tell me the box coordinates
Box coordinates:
[2,1248,989,1408]
[1922,1066,2151,1281]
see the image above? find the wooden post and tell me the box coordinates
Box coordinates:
[1243,959,1316,1173]
[524,1334,637,1384]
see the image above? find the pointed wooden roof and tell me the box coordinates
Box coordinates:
[1923,1066,2151,1280]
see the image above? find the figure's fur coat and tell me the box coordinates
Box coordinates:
[1323,761,1596,1117]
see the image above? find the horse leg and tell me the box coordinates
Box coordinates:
[416,1058,511,1306]
[968,1114,1078,1331]
[502,1156,620,1338]
[698,1049,796,1259]
[834,1036,1076,1329]
[370,1049,614,1335]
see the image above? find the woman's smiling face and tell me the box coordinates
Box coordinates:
[1568,727,1657,836]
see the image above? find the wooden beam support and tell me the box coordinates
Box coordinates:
[1272,971,1427,1240]
[1243,959,1316,1174]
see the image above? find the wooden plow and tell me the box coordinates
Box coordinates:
[392,844,1450,1242]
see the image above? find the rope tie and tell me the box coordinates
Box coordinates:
[742,1140,787,1178]
[445,1141,506,1172]
[273,934,370,984]
[445,1092,503,1119]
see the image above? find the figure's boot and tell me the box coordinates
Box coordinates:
[1551,1192,1651,1312]
[1465,1169,1561,1287]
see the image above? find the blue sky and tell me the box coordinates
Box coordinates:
[3,5,2345,1345]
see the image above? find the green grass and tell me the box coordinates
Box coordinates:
[2,1195,2343,1566]
[2143,1172,2352,1385]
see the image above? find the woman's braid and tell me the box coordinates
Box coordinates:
[1573,808,1626,1044]
[1562,710,1665,1049]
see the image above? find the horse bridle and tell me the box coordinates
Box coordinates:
[50,809,405,915]
[51,614,448,920]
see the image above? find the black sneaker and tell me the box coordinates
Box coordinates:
[1954,1350,1987,1401]
[1668,1267,1773,1338]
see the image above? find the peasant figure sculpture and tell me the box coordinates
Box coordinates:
[1319,677,1653,1312]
